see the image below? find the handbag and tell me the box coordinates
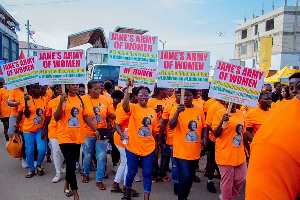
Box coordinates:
[6,133,23,158]
[97,128,112,140]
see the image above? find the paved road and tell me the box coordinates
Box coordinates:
[0,125,245,200]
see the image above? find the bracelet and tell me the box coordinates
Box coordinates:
[14,124,20,128]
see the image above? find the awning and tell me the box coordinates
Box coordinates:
[264,66,300,83]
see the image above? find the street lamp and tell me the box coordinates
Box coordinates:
[159,39,166,50]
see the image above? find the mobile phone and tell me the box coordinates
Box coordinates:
[157,105,162,110]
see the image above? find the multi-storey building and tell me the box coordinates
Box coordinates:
[235,2,300,75]
[0,4,19,62]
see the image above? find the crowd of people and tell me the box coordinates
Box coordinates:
[0,73,300,200]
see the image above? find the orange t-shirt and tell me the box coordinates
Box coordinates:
[117,104,159,156]
[8,88,24,117]
[103,92,113,105]
[170,106,207,160]
[212,109,246,166]
[147,98,169,132]
[114,103,130,148]
[18,96,47,133]
[161,101,178,145]
[0,87,12,118]
[246,97,300,200]
[193,98,204,110]
[203,98,218,113]
[57,95,86,144]
[168,94,175,104]
[82,95,112,138]
[46,97,60,139]
[274,98,290,110]
[206,101,225,142]
[244,106,273,137]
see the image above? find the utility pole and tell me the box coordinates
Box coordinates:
[159,40,166,50]
[26,20,29,58]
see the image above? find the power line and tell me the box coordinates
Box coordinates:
[7,0,85,7]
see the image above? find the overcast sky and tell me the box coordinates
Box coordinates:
[2,0,290,66]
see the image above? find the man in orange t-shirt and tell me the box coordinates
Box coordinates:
[246,75,300,200]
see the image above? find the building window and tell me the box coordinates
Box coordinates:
[33,51,37,56]
[254,24,258,35]
[241,29,247,39]
[241,44,247,55]
[12,51,16,61]
[254,41,258,52]
[3,47,8,60]
[266,19,274,31]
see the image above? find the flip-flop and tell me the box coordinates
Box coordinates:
[64,189,73,197]
[111,186,123,193]
[96,182,106,190]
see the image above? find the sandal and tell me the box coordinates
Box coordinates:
[152,177,157,183]
[111,186,123,193]
[64,189,73,197]
[82,175,89,183]
[96,182,106,190]
[36,166,44,176]
[162,175,170,182]
[131,189,139,197]
[25,171,35,178]
[121,194,131,200]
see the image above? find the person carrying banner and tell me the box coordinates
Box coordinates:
[111,87,139,197]
[14,84,47,178]
[147,86,169,183]
[274,85,290,110]
[54,84,98,200]
[212,103,247,200]
[169,89,207,200]
[81,80,116,191]
[7,87,27,167]
[121,79,159,200]
[42,85,64,183]
[158,88,181,195]
[246,78,300,200]
[0,79,12,145]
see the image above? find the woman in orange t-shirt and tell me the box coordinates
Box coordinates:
[212,103,247,200]
[81,80,116,191]
[54,84,98,200]
[42,85,63,183]
[244,91,273,154]
[169,88,207,200]
[148,85,169,182]
[14,84,48,178]
[121,80,159,200]
[275,85,290,110]
[0,82,12,143]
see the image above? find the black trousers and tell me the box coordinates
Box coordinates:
[60,143,81,190]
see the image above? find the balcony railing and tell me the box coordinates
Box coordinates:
[0,22,18,41]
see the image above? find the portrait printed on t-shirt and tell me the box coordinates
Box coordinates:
[138,117,152,137]
[92,107,103,123]
[186,120,199,142]
[68,107,80,127]
[33,108,43,124]
[233,124,243,147]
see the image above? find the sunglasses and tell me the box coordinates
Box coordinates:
[138,94,150,98]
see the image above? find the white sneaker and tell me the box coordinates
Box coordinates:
[34,161,37,168]
[61,167,66,173]
[22,159,29,168]
[134,174,141,182]
[219,194,222,200]
[52,173,62,183]
[113,166,118,174]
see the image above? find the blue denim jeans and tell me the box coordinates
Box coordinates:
[175,158,198,200]
[23,129,47,171]
[82,137,108,182]
[169,145,179,184]
[125,149,154,194]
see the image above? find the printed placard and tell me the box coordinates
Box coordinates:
[118,66,156,91]
[1,57,38,90]
[108,32,158,69]
[36,50,86,85]
[157,50,210,89]
[209,60,266,107]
